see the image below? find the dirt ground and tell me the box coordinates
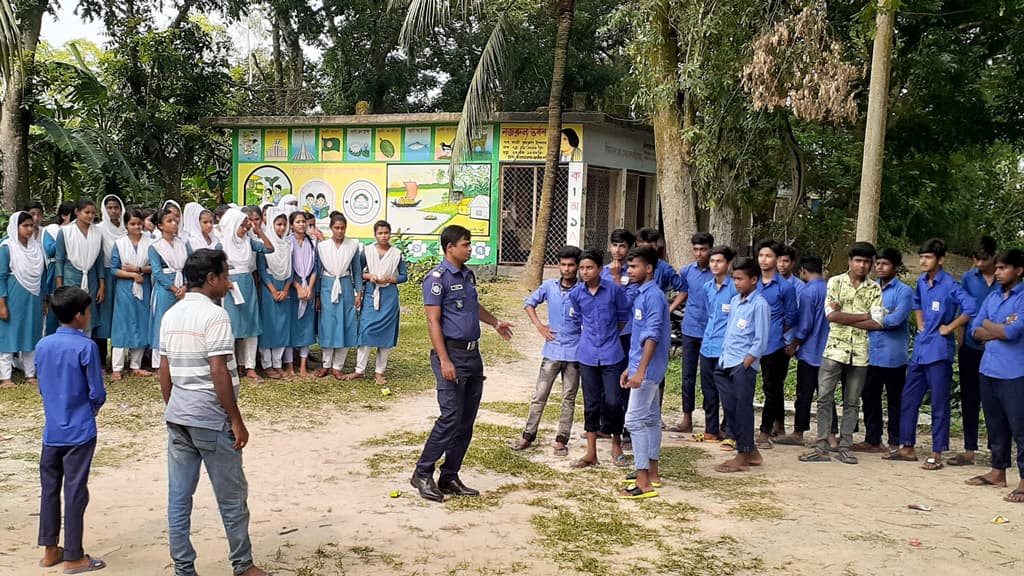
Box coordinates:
[1,331,1022,576]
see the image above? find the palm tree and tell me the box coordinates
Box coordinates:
[396,0,576,289]
[0,0,18,92]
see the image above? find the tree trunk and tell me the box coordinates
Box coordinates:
[782,111,805,239]
[0,0,45,211]
[271,10,285,110]
[285,15,304,114]
[519,0,575,290]
[650,1,699,266]
[708,197,746,254]
[855,0,894,245]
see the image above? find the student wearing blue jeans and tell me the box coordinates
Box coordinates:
[963,249,1024,502]
[159,249,268,576]
[570,249,630,468]
[714,257,770,473]
[619,246,671,499]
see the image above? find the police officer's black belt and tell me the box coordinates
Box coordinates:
[445,339,479,351]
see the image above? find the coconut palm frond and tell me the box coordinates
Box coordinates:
[0,0,22,93]
[395,0,487,45]
[450,14,509,169]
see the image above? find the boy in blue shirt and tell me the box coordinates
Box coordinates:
[513,246,582,456]
[698,245,736,445]
[570,249,631,468]
[34,286,107,573]
[754,240,798,446]
[667,232,714,434]
[619,246,671,499]
[714,257,770,473]
[963,249,1024,502]
[949,235,998,467]
[777,244,805,296]
[886,239,977,469]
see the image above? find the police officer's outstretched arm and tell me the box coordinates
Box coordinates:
[480,303,514,341]
[425,304,457,382]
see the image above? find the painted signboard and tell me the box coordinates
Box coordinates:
[498,123,583,162]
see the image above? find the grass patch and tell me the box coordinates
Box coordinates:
[531,500,654,576]
[461,423,561,480]
[843,531,899,545]
[654,536,764,575]
[657,446,768,500]
[727,501,785,521]
[291,544,404,576]
[443,480,547,512]
[480,399,583,425]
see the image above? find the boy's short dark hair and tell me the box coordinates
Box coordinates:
[709,245,735,262]
[637,228,661,244]
[732,257,760,278]
[609,228,635,247]
[918,238,947,258]
[691,232,714,247]
[439,225,471,253]
[185,249,228,289]
[51,286,93,324]
[799,257,823,275]
[877,248,903,267]
[996,249,1024,270]
[755,239,783,257]
[214,205,231,220]
[848,242,877,260]
[580,249,604,267]
[780,244,797,260]
[972,236,997,260]
[627,245,659,269]
[557,245,583,263]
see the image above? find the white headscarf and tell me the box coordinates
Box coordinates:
[152,233,187,291]
[317,236,360,304]
[220,208,254,274]
[115,232,151,300]
[161,199,182,214]
[277,194,299,217]
[61,216,102,290]
[262,208,292,281]
[2,212,45,296]
[96,194,127,268]
[364,244,402,311]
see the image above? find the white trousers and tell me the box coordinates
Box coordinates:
[112,348,144,372]
[0,351,35,379]
[322,348,349,371]
[236,337,258,370]
[260,347,285,369]
[355,346,392,375]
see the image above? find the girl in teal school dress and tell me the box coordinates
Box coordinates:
[0,212,46,388]
[110,208,153,380]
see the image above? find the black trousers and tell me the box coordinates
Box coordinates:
[681,335,702,413]
[581,360,627,435]
[958,346,983,451]
[416,348,484,482]
[700,354,726,436]
[759,348,789,434]
[91,337,108,369]
[38,437,96,561]
[794,360,838,433]
[862,365,906,447]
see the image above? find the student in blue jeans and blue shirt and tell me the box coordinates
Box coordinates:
[570,249,631,468]
[963,249,1024,503]
[35,286,107,574]
[667,232,715,434]
[949,235,999,467]
[714,257,770,473]
[618,246,670,499]
[886,239,978,470]
[513,246,582,456]
[698,245,736,445]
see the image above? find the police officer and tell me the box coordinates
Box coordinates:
[411,225,514,502]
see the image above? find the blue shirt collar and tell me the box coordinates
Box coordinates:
[922,269,952,286]
[56,326,87,337]
[639,279,659,294]
[441,258,465,275]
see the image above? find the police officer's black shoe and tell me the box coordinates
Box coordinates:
[410,475,444,502]
[438,477,480,497]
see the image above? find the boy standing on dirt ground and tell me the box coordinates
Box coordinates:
[963,249,1024,502]
[696,245,736,446]
[798,243,884,465]
[754,240,798,448]
[603,229,638,447]
[159,249,269,576]
[885,238,977,471]
[714,257,770,473]
[35,286,107,574]
[619,246,670,499]
[513,246,582,457]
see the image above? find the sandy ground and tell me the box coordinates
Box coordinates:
[1,332,1023,576]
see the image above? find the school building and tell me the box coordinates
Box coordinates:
[209,112,657,266]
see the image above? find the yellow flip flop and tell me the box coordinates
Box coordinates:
[618,486,659,500]
[720,439,736,451]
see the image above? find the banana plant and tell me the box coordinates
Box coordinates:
[0,0,18,96]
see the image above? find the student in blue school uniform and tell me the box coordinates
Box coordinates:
[570,249,631,468]
[667,232,715,434]
[109,208,152,381]
[602,229,638,445]
[288,211,318,378]
[149,208,191,371]
[777,244,805,296]
[257,209,293,380]
[42,201,75,336]
[513,245,582,456]
[854,248,913,453]
[949,235,1000,467]
[885,238,978,470]
[220,207,275,384]
[94,194,127,369]
[350,220,407,390]
[754,239,798,447]
[963,249,1024,503]
[713,257,770,473]
[635,228,681,294]
[618,245,671,500]
[315,211,364,380]
[34,286,107,574]
[55,199,105,337]
[698,245,736,447]
[776,256,836,448]
[0,212,46,388]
